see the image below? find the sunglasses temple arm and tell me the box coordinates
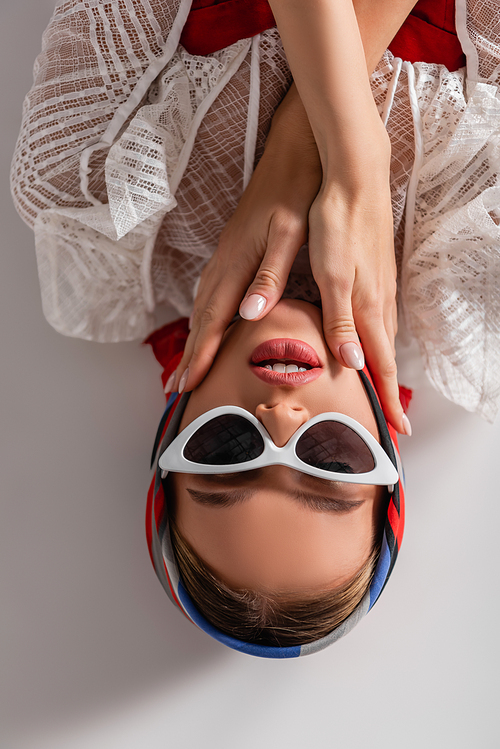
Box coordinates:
[150,393,178,469]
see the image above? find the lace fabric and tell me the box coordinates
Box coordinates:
[10,0,500,420]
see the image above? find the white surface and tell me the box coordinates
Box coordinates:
[2,3,499,748]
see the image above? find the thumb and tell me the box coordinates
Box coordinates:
[239,217,304,321]
[239,268,284,321]
[337,340,365,371]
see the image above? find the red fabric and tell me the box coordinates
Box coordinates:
[180,0,465,70]
[389,0,465,71]
[145,474,163,565]
[410,0,458,33]
[398,385,413,414]
[180,0,275,56]
[143,317,189,399]
[146,464,190,617]
[388,492,405,550]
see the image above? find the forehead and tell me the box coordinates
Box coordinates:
[168,466,385,593]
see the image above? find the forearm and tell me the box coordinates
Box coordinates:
[353,0,419,73]
[267,0,417,180]
[268,0,384,177]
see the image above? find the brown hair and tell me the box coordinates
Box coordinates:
[169,518,380,647]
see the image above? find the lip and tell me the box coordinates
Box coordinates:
[250,338,322,387]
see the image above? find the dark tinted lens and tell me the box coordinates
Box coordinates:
[296,421,375,474]
[184,415,265,465]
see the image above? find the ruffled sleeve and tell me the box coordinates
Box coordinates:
[398,0,500,421]
[11,0,192,226]
[10,0,195,341]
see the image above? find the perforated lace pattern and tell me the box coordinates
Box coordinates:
[10,0,500,419]
[150,28,291,316]
[402,64,500,420]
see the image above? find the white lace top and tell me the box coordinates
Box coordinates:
[10,0,500,421]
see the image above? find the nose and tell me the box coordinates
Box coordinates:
[255,402,311,447]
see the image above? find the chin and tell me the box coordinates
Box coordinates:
[272,298,320,315]
[245,298,323,334]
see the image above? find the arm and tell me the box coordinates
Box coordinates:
[177,0,416,434]
[268,0,389,174]
[265,0,415,433]
[11,0,188,227]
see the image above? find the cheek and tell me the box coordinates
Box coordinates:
[179,377,240,431]
[179,356,259,431]
[311,369,379,439]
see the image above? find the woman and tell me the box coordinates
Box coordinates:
[145,299,405,657]
[11,0,500,653]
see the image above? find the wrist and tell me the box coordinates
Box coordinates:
[320,117,391,185]
[260,84,321,181]
[317,162,392,211]
[267,84,318,153]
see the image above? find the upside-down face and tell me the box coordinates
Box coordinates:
[170,299,386,594]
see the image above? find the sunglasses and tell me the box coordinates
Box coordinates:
[158,406,399,486]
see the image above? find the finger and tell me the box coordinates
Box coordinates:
[178,240,255,375]
[175,263,253,392]
[177,263,220,378]
[383,295,397,358]
[314,268,366,371]
[239,214,305,320]
[356,313,411,436]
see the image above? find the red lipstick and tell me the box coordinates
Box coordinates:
[250,339,322,386]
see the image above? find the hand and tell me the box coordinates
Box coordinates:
[175,85,409,436]
[307,141,408,435]
[173,91,323,395]
[264,0,411,434]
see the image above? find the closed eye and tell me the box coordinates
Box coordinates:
[186,487,365,513]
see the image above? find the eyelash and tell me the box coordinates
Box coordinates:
[295,494,361,513]
[187,490,245,507]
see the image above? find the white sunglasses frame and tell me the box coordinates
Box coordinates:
[158,405,399,486]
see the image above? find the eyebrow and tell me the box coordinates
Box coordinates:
[186,487,365,514]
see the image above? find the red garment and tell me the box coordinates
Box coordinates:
[180,0,275,56]
[143,317,190,396]
[180,0,465,71]
[390,0,465,71]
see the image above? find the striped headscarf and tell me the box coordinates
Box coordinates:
[145,321,406,658]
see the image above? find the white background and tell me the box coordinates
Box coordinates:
[2,2,499,747]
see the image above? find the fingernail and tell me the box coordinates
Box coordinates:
[188,312,194,330]
[402,413,412,437]
[239,294,266,320]
[339,342,365,370]
[164,371,176,394]
[178,367,189,393]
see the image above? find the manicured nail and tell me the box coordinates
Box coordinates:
[178,368,189,393]
[402,413,412,437]
[164,371,176,394]
[239,294,266,320]
[339,342,365,370]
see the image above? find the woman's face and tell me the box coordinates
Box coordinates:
[171,300,385,594]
